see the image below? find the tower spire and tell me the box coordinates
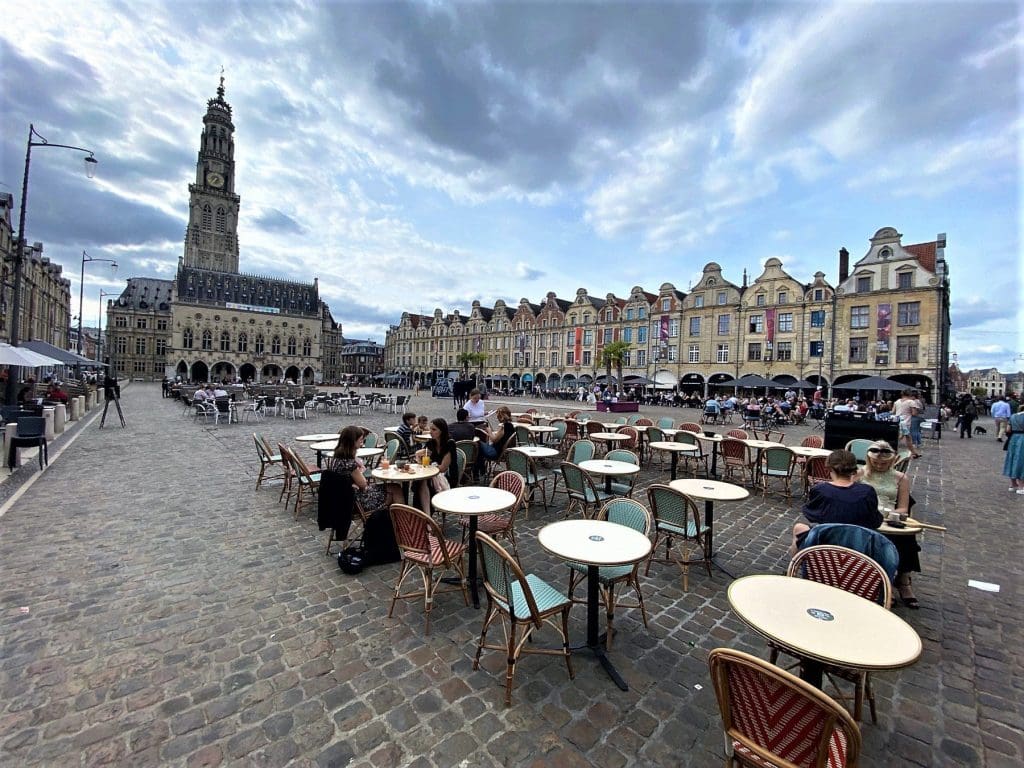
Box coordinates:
[218,66,225,99]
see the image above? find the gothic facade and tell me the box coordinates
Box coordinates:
[105,81,343,383]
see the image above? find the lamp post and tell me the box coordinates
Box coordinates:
[77,251,117,355]
[6,124,98,405]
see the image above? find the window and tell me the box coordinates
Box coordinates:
[603,328,613,344]
[748,343,762,361]
[667,345,678,362]
[566,351,574,366]
[566,330,574,345]
[115,316,127,328]
[662,299,671,312]
[605,310,613,322]
[716,344,729,363]
[155,339,167,356]
[215,207,226,233]
[622,351,631,366]
[689,317,701,336]
[136,317,147,329]
[810,310,826,328]
[550,352,558,367]
[154,362,163,373]
[748,315,763,333]
[694,294,704,308]
[201,330,212,350]
[689,344,700,363]
[756,293,766,307]
[638,307,646,319]
[717,292,727,305]
[255,335,264,355]
[156,319,168,331]
[134,361,146,373]
[898,272,913,290]
[637,326,647,343]
[622,327,633,343]
[776,341,792,361]
[849,337,868,363]
[538,352,545,367]
[182,329,193,348]
[582,351,591,366]
[850,305,870,329]
[897,302,920,326]
[201,204,212,231]
[271,336,281,354]
[896,335,919,363]
[135,338,146,355]
[856,276,872,292]
[717,314,730,335]
[116,337,127,354]
[237,333,248,352]
[583,330,593,345]
[809,341,824,357]
[775,312,792,333]
[303,339,312,356]
[777,291,788,304]
[669,319,679,337]
[220,331,230,352]
[626,308,634,320]
[813,289,824,301]
[636,349,645,365]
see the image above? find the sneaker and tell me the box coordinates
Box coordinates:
[1011,487,1019,492]
[1017,490,1024,495]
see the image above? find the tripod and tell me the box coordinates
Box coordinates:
[99,391,126,428]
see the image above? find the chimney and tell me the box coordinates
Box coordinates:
[838,248,850,283]
[742,269,748,288]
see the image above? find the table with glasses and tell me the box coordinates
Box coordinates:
[646,441,698,480]
[578,458,640,495]
[668,479,750,575]
[728,574,922,688]
[432,486,517,609]
[309,442,381,469]
[538,519,653,690]
[371,463,438,506]
[526,424,559,444]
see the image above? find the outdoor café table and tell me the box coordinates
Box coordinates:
[308,442,382,468]
[728,574,922,688]
[789,445,833,459]
[371,463,439,506]
[647,441,698,480]
[432,486,517,609]
[538,519,653,691]
[295,433,340,443]
[510,445,559,460]
[527,424,559,445]
[590,432,629,454]
[668,478,750,574]
[412,432,432,443]
[579,458,641,495]
[695,432,725,477]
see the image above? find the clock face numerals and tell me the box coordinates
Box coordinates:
[207,172,224,188]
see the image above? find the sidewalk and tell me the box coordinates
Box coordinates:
[0,384,1020,766]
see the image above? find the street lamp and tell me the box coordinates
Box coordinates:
[77,250,117,355]
[6,123,98,404]
[97,288,117,363]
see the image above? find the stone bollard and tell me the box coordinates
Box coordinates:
[85,390,95,410]
[3,423,17,468]
[78,394,86,415]
[71,398,82,421]
[43,409,55,441]
[53,403,66,434]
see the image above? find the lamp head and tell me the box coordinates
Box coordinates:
[84,155,98,179]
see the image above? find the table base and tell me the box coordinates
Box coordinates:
[581,564,630,691]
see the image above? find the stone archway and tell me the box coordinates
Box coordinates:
[262,364,282,381]
[239,363,257,383]
[302,366,316,385]
[285,365,301,383]
[212,361,235,383]
[175,360,189,380]
[190,360,209,383]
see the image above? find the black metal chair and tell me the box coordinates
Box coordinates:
[7,416,48,470]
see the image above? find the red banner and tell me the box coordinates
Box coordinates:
[660,315,669,342]
[875,304,891,365]
[574,327,582,365]
[765,308,776,343]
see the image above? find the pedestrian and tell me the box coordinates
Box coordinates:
[991,395,1011,441]
[959,397,978,439]
[1002,404,1024,494]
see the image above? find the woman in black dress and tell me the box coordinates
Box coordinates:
[413,418,459,514]
[790,449,881,554]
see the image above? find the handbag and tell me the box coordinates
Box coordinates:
[337,542,366,575]
[431,473,451,493]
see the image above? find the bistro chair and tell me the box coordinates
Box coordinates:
[678,421,702,433]
[278,444,321,518]
[702,404,722,424]
[485,433,518,479]
[565,498,652,649]
[384,439,401,464]
[473,532,574,706]
[551,439,595,498]
[560,419,581,452]
[460,471,525,559]
[363,431,380,449]
[388,504,469,635]
[547,418,567,448]
[613,416,628,426]
[506,450,549,516]
[707,647,862,768]
[801,434,824,449]
[6,416,48,471]
[253,433,286,490]
[845,439,873,464]
[753,428,786,443]
[319,469,359,555]
[241,397,266,423]
[760,446,798,503]
[645,426,668,469]
[455,440,478,484]
[633,417,654,427]
[560,461,613,519]
[644,484,710,591]
[781,543,894,723]
[604,448,639,497]
[803,456,832,498]
[674,430,708,477]
[656,417,675,430]
[514,424,534,448]
[721,438,756,487]
[726,429,749,440]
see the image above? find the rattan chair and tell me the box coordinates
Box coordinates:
[506,450,549,515]
[278,444,321,518]
[845,439,873,464]
[460,471,524,559]
[721,438,755,486]
[388,504,469,635]
[253,433,286,490]
[753,428,786,443]
[551,439,595,498]
[760,446,797,503]
[644,484,710,591]
[604,448,639,497]
[708,647,862,768]
[473,532,574,706]
[726,429,750,440]
[674,430,708,477]
[560,461,613,519]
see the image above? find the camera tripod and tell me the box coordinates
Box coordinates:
[99,391,126,428]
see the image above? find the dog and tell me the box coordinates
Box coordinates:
[974,425,987,435]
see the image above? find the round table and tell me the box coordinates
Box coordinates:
[590,432,629,454]
[578,458,640,495]
[412,432,432,443]
[510,446,560,459]
[647,441,698,480]
[669,479,749,565]
[308,441,382,468]
[877,519,925,536]
[790,445,833,459]
[371,464,439,505]
[539,519,653,690]
[728,574,922,687]
[294,433,340,442]
[432,486,517,609]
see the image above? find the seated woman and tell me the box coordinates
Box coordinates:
[859,440,921,608]
[325,426,404,513]
[413,418,459,513]
[791,449,881,554]
[476,406,515,478]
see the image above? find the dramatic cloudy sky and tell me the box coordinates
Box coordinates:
[1,1,1020,372]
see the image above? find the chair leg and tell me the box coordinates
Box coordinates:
[560,607,574,681]
[504,621,518,706]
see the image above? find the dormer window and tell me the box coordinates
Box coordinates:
[756,294,766,307]
[857,276,872,292]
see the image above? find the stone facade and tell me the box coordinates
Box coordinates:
[105,81,342,383]
[384,227,952,401]
[967,367,1005,396]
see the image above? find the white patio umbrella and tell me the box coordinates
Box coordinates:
[0,342,65,367]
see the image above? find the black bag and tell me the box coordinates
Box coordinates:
[361,508,401,565]
[338,542,366,575]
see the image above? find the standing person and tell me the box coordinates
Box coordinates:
[959,397,978,439]
[991,395,1012,442]
[464,388,487,421]
[908,389,925,451]
[1003,404,1024,494]
[892,389,921,458]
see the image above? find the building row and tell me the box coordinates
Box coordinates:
[383,227,952,402]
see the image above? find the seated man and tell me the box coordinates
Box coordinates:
[396,412,417,455]
[46,383,69,404]
[212,384,229,399]
[192,387,209,402]
[448,408,479,442]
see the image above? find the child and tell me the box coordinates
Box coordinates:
[414,415,429,435]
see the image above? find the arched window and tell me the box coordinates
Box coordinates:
[215,207,226,233]
[237,333,248,352]
[182,329,193,348]
[271,336,281,354]
[220,331,230,352]
[302,338,312,357]
[201,204,212,231]
[201,330,212,350]
[287,337,297,355]
[254,335,264,355]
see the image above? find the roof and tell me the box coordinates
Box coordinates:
[114,278,176,311]
[903,241,936,273]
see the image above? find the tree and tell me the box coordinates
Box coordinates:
[599,341,631,393]
[458,351,488,379]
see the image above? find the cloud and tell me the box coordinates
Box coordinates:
[514,262,545,281]
[252,208,305,235]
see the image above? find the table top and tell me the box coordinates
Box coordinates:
[526,424,559,434]
[432,486,517,516]
[669,478,750,501]
[412,433,432,442]
[648,441,698,453]
[590,432,629,441]
[539,519,653,566]
[729,574,922,671]
[790,445,833,458]
[579,459,641,478]
[371,464,439,483]
[309,443,383,458]
[744,439,786,450]
[877,519,924,536]
[294,433,340,442]
[510,446,560,458]
[695,433,725,443]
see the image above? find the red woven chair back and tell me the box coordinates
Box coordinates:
[720,438,748,461]
[615,425,639,449]
[679,422,701,433]
[801,435,824,448]
[805,456,830,484]
[788,546,889,606]
[585,421,605,437]
[726,429,749,439]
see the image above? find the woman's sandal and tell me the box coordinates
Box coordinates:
[897,578,920,609]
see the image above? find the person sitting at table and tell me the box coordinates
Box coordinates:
[858,440,921,608]
[413,418,459,513]
[396,412,417,456]
[325,426,404,511]
[45,383,69,404]
[476,406,515,478]
[465,388,487,421]
[413,414,429,435]
[791,449,881,555]
[447,408,479,442]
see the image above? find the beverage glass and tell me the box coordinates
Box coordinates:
[380,456,390,470]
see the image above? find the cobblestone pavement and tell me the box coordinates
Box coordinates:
[1,384,1021,767]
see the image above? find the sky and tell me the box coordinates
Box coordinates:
[1,1,1020,372]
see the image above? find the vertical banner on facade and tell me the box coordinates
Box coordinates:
[474,335,481,352]
[659,315,669,343]
[765,308,776,342]
[875,303,891,365]
[574,327,583,364]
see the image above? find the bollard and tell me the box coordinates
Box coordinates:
[71,398,82,421]
[85,390,94,410]
[3,423,17,468]
[53,403,66,434]
[43,409,55,441]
